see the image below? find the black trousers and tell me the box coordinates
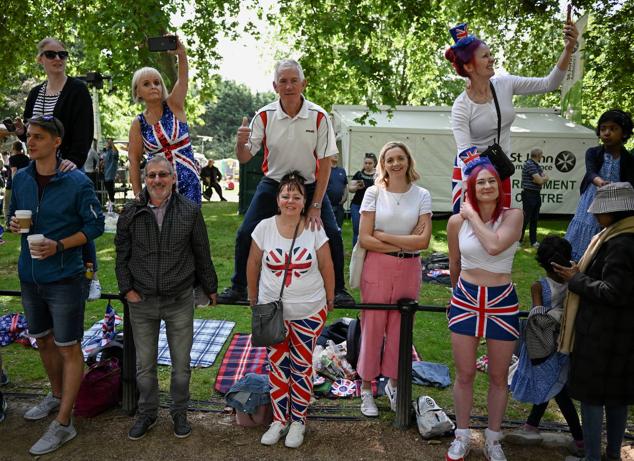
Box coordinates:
[521,189,541,244]
[203,183,225,200]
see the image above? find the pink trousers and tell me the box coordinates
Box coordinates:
[357,251,422,381]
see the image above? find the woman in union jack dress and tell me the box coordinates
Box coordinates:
[127,36,201,206]
[445,156,523,461]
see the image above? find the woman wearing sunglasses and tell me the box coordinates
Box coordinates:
[15,37,94,172]
[14,37,100,301]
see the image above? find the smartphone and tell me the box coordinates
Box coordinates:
[147,36,177,52]
[549,252,572,268]
[2,118,15,132]
[566,3,572,22]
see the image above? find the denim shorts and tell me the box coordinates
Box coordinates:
[20,275,88,346]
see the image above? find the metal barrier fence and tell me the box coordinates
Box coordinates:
[0,289,527,430]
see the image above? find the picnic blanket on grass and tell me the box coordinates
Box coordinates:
[82,319,234,367]
[214,333,421,396]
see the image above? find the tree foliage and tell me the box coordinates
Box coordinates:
[190,80,274,158]
[0,0,244,136]
[270,0,634,129]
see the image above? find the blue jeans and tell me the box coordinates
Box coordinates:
[521,189,541,245]
[581,402,628,460]
[332,204,345,231]
[128,289,194,417]
[20,275,88,346]
[350,203,361,248]
[231,177,345,292]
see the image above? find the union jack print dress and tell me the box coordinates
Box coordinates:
[138,102,202,206]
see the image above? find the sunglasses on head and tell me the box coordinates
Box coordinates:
[146,171,171,179]
[41,50,69,60]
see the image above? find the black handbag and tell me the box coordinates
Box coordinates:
[480,83,516,180]
[250,220,300,347]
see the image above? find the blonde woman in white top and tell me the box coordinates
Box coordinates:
[357,141,432,417]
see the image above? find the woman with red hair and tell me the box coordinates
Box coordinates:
[446,156,523,461]
[445,20,578,213]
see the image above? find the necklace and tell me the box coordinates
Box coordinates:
[388,190,406,206]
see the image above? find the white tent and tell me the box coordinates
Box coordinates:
[333,105,596,214]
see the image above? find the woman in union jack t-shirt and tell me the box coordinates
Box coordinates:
[246,172,334,449]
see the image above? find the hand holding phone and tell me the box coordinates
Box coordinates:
[2,118,16,133]
[357,180,365,189]
[549,252,572,268]
[147,36,177,52]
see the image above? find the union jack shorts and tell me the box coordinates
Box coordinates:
[448,277,519,341]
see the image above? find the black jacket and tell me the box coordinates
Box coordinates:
[579,145,634,194]
[21,77,94,169]
[567,232,634,405]
[114,190,218,298]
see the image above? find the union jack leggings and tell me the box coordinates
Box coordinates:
[267,307,327,424]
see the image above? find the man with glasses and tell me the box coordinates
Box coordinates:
[114,155,218,441]
[8,116,104,455]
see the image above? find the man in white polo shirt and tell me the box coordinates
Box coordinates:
[219,59,354,306]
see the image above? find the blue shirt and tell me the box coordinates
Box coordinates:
[326,166,348,205]
[522,159,544,191]
[102,148,119,181]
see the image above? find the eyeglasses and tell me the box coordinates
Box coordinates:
[146,171,171,179]
[41,50,69,60]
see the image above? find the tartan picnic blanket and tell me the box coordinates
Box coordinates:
[82,319,235,368]
[215,333,269,393]
[214,333,421,395]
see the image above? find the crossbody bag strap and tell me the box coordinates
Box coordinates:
[489,81,502,145]
[278,219,301,301]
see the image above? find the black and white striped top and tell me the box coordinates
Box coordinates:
[31,83,60,117]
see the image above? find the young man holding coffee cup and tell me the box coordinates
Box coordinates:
[8,115,104,456]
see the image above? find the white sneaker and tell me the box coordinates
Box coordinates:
[360,390,378,417]
[261,421,288,446]
[384,380,397,412]
[447,434,471,460]
[24,393,60,421]
[88,279,102,301]
[484,439,507,461]
[284,421,305,448]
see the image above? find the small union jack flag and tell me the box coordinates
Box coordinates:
[265,246,313,287]
[449,278,520,340]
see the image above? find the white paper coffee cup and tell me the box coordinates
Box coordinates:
[15,210,32,234]
[27,234,45,259]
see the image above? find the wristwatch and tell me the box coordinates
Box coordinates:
[56,240,65,253]
[311,202,321,209]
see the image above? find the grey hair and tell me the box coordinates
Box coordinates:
[131,67,168,103]
[144,155,174,176]
[37,37,66,55]
[273,59,305,82]
[530,148,543,159]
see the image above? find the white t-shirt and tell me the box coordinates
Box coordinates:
[451,68,566,177]
[360,184,432,254]
[251,216,329,320]
[247,98,338,184]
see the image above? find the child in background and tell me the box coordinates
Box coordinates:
[508,236,584,456]
[565,110,634,261]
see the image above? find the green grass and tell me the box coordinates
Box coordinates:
[0,203,571,424]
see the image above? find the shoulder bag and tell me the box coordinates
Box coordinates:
[349,188,379,289]
[480,83,516,180]
[251,220,300,347]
